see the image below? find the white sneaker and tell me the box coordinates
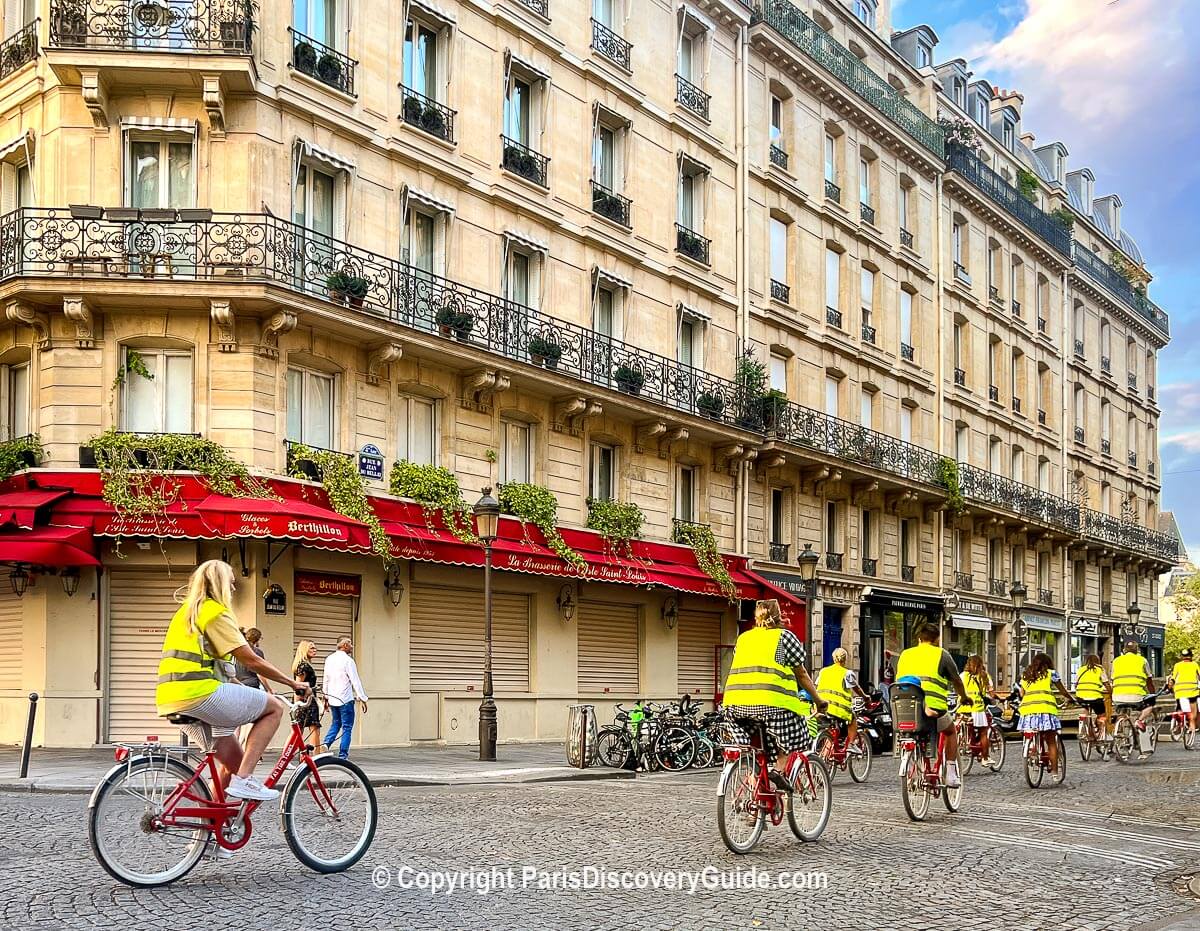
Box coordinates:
[944,763,962,788]
[227,774,279,801]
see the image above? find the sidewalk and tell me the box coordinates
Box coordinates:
[0,742,633,794]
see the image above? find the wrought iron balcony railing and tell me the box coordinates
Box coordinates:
[901,343,914,362]
[1101,438,1111,455]
[1012,299,1021,316]
[1038,409,1047,426]
[675,223,711,265]
[989,285,1000,303]
[290,28,355,96]
[1012,396,1022,415]
[1072,243,1169,336]
[825,179,841,202]
[676,73,710,119]
[502,136,549,187]
[860,202,875,225]
[954,368,966,386]
[1149,460,1156,478]
[51,0,251,52]
[0,208,767,434]
[954,263,970,285]
[901,565,915,583]
[945,142,1071,257]
[1037,588,1054,606]
[1073,595,1085,610]
[285,438,353,481]
[862,557,877,577]
[1083,510,1177,562]
[957,464,1081,533]
[1075,427,1085,443]
[988,384,999,402]
[826,306,842,328]
[1,19,38,76]
[770,278,790,303]
[826,552,843,571]
[400,86,455,144]
[514,0,548,17]
[769,541,790,563]
[861,321,876,344]
[955,571,974,591]
[670,518,709,545]
[1100,355,1111,374]
[899,228,914,249]
[1128,372,1138,391]
[1128,450,1138,468]
[1074,339,1085,357]
[1037,316,1047,334]
[753,0,944,157]
[989,578,1007,596]
[769,145,788,170]
[591,180,631,227]
[590,17,630,70]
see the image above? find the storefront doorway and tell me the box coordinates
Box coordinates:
[858,590,945,689]
[822,607,844,666]
[1069,617,1103,685]
[947,600,990,672]
[1020,612,1066,675]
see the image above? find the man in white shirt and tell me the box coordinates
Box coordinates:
[322,637,368,759]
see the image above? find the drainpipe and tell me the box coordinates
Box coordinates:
[933,171,946,602]
[1060,266,1072,664]
[734,20,749,557]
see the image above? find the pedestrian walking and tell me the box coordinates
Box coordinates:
[322,637,368,759]
[233,628,269,690]
[291,639,322,752]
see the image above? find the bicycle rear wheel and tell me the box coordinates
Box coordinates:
[88,754,211,888]
[942,762,963,813]
[693,733,717,769]
[281,756,377,873]
[899,751,929,822]
[717,752,765,854]
[655,727,697,771]
[1079,723,1093,761]
[1050,734,1067,786]
[813,732,836,780]
[1170,717,1182,743]
[986,726,1006,772]
[955,719,974,776]
[1023,736,1044,788]
[595,729,632,769]
[787,755,832,841]
[1112,717,1135,764]
[1186,726,1197,751]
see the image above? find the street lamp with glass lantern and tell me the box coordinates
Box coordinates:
[1009,580,1027,680]
[473,487,501,762]
[1123,601,1143,641]
[797,543,820,654]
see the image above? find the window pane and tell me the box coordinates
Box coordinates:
[860,391,872,427]
[410,399,434,464]
[900,291,912,343]
[16,165,31,208]
[593,0,613,26]
[769,354,786,392]
[678,173,694,227]
[825,249,839,308]
[678,319,693,367]
[506,79,530,143]
[824,135,834,181]
[591,445,613,501]
[8,364,28,438]
[859,159,869,204]
[594,127,615,187]
[293,164,307,228]
[860,268,873,309]
[595,288,614,336]
[130,141,160,209]
[769,219,786,280]
[418,26,437,96]
[310,169,335,237]
[164,354,192,433]
[900,406,912,443]
[505,423,530,483]
[825,377,838,417]
[678,34,693,79]
[307,373,333,448]
[509,252,529,305]
[286,369,303,442]
[678,468,694,522]
[293,0,308,33]
[167,142,193,210]
[124,351,161,432]
[410,211,435,272]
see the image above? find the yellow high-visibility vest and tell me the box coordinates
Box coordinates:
[1019,672,1058,716]
[1171,661,1200,700]
[1112,653,1149,698]
[155,599,230,714]
[895,642,949,713]
[722,627,804,715]
[817,664,853,721]
[1075,666,1106,701]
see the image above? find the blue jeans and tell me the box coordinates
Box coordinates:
[323,702,356,759]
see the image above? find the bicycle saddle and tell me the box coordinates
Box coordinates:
[166,713,200,725]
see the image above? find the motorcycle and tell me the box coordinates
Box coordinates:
[859,685,894,755]
[990,685,1022,734]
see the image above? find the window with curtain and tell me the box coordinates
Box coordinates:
[594,284,618,337]
[823,133,836,183]
[900,289,913,348]
[403,18,438,97]
[294,162,335,236]
[860,389,873,428]
[122,348,193,434]
[677,314,703,369]
[825,376,839,417]
[590,443,615,501]
[397,395,436,465]
[286,366,334,449]
[504,77,532,146]
[0,361,29,440]
[676,465,697,522]
[770,96,783,147]
[404,208,437,275]
[860,267,874,327]
[592,0,616,27]
[294,0,335,46]
[825,248,840,310]
[769,354,786,393]
[770,218,787,285]
[500,420,532,484]
[900,405,912,443]
[128,137,194,209]
[592,124,618,189]
[506,249,538,309]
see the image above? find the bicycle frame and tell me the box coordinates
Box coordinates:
[151,719,337,851]
[899,728,948,792]
[1022,730,1053,769]
[957,714,992,760]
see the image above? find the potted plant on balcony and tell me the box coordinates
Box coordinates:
[52,2,87,46]
[733,348,767,429]
[293,39,317,74]
[436,304,473,340]
[503,144,539,182]
[677,227,706,262]
[420,105,446,138]
[345,275,369,308]
[402,95,425,125]
[527,333,563,369]
[696,391,725,420]
[316,52,344,87]
[1050,207,1074,231]
[326,271,350,303]
[760,388,787,430]
[1016,168,1039,203]
[219,0,257,52]
[614,364,645,395]
[593,187,624,222]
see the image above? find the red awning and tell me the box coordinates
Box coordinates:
[0,489,69,529]
[194,494,373,552]
[0,523,100,567]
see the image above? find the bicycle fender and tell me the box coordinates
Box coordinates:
[88,760,133,809]
[715,758,746,797]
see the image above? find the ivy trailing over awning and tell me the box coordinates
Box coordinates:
[389,460,478,545]
[497,482,585,572]
[289,443,391,562]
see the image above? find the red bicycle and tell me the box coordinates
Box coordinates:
[1167,706,1197,751]
[717,715,832,854]
[88,693,378,887]
[954,712,1006,774]
[1022,729,1066,788]
[813,709,872,783]
[897,722,962,821]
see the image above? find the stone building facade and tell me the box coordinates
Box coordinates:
[0,0,1175,746]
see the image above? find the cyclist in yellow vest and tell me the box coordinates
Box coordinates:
[1073,654,1111,737]
[157,560,310,803]
[959,654,999,765]
[1018,651,1073,774]
[723,599,826,789]
[895,623,970,788]
[1111,640,1156,733]
[1167,647,1200,737]
[817,647,868,753]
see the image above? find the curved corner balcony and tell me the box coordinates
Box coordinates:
[49,0,253,53]
[0,20,39,79]
[1072,243,1169,337]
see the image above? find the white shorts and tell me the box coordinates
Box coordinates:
[971,711,989,728]
[171,683,270,747]
[1180,697,1194,713]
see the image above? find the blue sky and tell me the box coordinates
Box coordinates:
[892,0,1200,560]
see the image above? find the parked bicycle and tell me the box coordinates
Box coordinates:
[716,714,832,854]
[1022,728,1066,788]
[88,692,377,887]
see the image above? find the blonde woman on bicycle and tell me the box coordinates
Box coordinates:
[156,560,310,802]
[1074,654,1110,738]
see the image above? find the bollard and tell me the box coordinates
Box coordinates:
[19,692,38,779]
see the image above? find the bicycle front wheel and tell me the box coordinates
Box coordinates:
[848,733,872,783]
[942,764,963,813]
[1023,736,1044,788]
[1050,734,1067,786]
[88,754,210,888]
[787,755,832,841]
[1079,724,1093,761]
[595,728,632,769]
[956,719,974,777]
[655,727,697,771]
[899,751,929,822]
[282,756,377,874]
[717,752,765,854]
[987,726,1006,772]
[1186,726,1197,752]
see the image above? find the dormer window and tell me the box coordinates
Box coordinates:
[916,44,930,69]
[953,79,965,108]
[1002,122,1015,152]
[975,96,988,126]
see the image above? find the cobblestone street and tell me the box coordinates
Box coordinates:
[4,740,1200,931]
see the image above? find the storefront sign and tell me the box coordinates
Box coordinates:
[957,598,987,616]
[263,583,287,615]
[1070,617,1099,635]
[358,444,385,481]
[295,571,361,598]
[951,613,991,631]
[861,589,943,613]
[754,570,812,598]
[1125,624,1166,649]
[1022,613,1065,633]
